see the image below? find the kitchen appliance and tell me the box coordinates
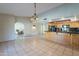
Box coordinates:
[48,26,57,32]
[61,25,70,32]
[51,26,57,32]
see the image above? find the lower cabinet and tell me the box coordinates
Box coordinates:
[56,33,65,44]
[45,32,53,41]
[45,32,66,44]
[71,34,79,48]
[64,33,71,46]
[45,32,58,42]
[45,32,79,48]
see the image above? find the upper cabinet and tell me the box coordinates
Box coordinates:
[48,19,70,28]
[48,19,79,28]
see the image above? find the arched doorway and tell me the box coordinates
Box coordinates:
[15,22,24,39]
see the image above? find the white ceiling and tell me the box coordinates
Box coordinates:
[0,3,63,17]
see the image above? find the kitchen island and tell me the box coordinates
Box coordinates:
[45,31,79,49]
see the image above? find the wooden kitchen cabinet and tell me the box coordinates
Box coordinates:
[45,32,79,48]
[45,32,53,40]
[56,33,65,44]
[50,32,58,42]
[45,32,66,44]
[47,20,79,49]
[64,33,71,46]
[71,34,79,48]
[45,32,57,41]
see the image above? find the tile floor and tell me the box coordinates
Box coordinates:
[0,36,79,56]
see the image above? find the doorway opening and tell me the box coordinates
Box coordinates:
[15,22,24,39]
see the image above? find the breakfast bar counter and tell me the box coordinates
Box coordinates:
[45,31,79,49]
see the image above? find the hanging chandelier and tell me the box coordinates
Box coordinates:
[33,3,37,20]
[31,3,38,30]
[31,3,38,26]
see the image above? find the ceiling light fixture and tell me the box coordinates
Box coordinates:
[31,3,38,29]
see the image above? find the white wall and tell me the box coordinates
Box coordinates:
[0,14,15,42]
[39,3,79,21]
[0,14,33,42]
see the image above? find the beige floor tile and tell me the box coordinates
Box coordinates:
[0,36,79,56]
[63,50,73,56]
[73,50,79,56]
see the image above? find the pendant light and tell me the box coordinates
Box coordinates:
[31,3,38,29]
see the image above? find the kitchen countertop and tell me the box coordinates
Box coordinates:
[45,31,79,34]
[58,31,79,34]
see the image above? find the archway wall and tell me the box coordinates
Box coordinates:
[0,14,16,42]
[15,17,33,37]
[0,14,33,42]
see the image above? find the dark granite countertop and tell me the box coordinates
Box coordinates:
[57,31,79,34]
[45,31,79,34]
